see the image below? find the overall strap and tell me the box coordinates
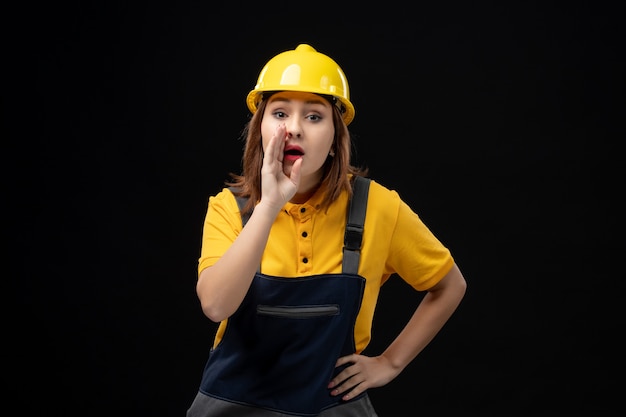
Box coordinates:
[228,187,251,228]
[342,176,371,274]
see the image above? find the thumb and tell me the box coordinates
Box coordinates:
[289,157,303,187]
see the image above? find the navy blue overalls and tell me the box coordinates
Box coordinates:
[198,177,371,416]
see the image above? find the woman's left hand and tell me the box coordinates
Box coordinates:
[327,354,399,401]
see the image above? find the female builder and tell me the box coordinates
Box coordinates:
[187,44,467,417]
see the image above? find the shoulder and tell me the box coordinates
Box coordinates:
[364,178,402,212]
[209,187,238,207]
[206,187,243,226]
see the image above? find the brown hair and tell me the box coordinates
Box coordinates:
[226,99,368,215]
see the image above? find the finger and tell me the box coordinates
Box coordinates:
[263,124,285,164]
[263,136,277,166]
[341,382,365,401]
[335,353,357,367]
[328,354,357,389]
[273,124,287,162]
[289,157,302,185]
[328,363,359,391]
[330,373,364,398]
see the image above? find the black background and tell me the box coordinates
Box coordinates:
[8,1,624,416]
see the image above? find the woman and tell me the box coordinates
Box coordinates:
[187,44,467,417]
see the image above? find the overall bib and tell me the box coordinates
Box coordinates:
[191,177,372,417]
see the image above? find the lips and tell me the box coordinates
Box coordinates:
[283,145,304,162]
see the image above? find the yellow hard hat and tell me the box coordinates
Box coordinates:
[246,44,355,125]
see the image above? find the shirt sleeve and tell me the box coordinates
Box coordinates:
[386,198,455,291]
[197,188,243,275]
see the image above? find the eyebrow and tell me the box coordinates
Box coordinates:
[269,96,330,107]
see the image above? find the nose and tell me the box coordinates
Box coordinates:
[286,119,302,138]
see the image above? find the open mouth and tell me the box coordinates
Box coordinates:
[283,146,304,162]
[284,149,304,157]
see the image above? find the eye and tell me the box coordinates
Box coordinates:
[306,114,322,122]
[272,111,287,119]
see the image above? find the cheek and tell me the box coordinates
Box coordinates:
[321,133,335,154]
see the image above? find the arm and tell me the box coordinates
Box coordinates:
[196,124,302,322]
[196,201,283,322]
[329,263,467,400]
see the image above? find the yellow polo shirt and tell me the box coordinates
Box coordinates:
[198,178,454,353]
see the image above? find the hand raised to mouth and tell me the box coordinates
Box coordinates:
[260,123,302,209]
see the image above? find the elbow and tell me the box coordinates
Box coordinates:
[458,279,468,302]
[196,280,232,323]
[197,286,233,322]
[200,301,230,323]
[457,270,468,294]
[452,264,468,299]
[196,268,233,322]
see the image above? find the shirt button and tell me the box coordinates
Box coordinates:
[302,257,308,263]
[302,231,308,238]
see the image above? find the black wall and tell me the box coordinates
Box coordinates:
[9,1,623,416]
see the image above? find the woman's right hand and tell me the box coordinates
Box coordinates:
[260,123,302,210]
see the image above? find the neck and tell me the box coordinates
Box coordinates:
[290,187,318,204]
[291,179,322,204]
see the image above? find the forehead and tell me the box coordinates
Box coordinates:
[267,91,331,108]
